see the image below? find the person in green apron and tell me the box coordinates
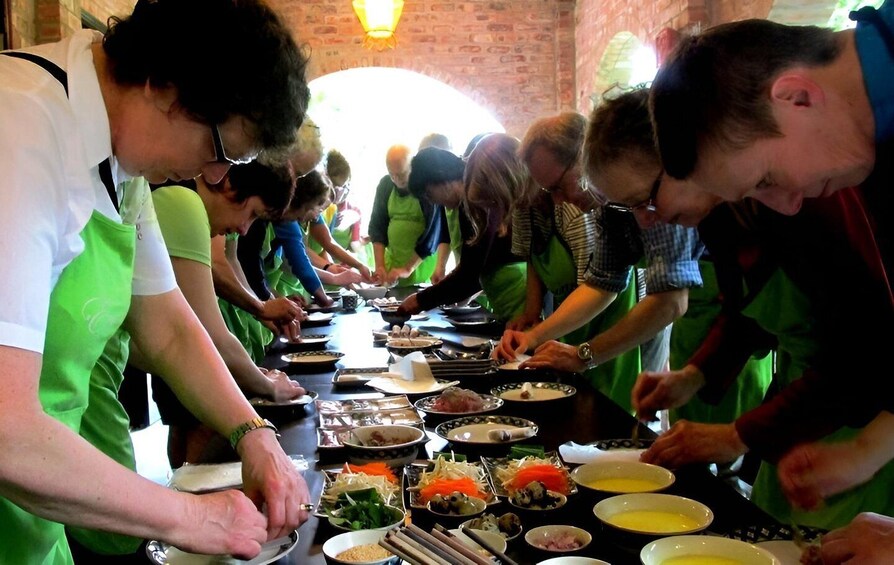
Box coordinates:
[590,89,894,530]
[0,4,315,560]
[369,144,448,287]
[149,163,307,468]
[398,145,528,322]
[486,115,701,416]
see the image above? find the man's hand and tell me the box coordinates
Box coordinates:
[259,297,303,324]
[777,441,878,511]
[172,489,267,559]
[821,513,894,565]
[493,329,534,361]
[640,421,746,468]
[259,368,305,403]
[506,310,541,331]
[521,340,584,373]
[397,294,421,315]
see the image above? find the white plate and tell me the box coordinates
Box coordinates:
[281,352,344,364]
[146,531,298,565]
[365,378,458,395]
[304,312,334,323]
[755,540,804,565]
[168,457,309,493]
[414,393,503,416]
[279,334,330,346]
[435,415,539,445]
[249,390,318,407]
[491,382,576,402]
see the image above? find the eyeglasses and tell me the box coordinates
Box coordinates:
[540,159,575,194]
[604,171,662,213]
[210,123,258,166]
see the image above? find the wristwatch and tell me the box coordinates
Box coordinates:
[577,342,598,371]
[229,417,278,449]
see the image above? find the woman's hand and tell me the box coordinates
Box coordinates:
[821,512,894,564]
[494,329,533,361]
[259,297,303,324]
[506,310,540,332]
[172,489,268,559]
[259,368,305,403]
[777,441,878,510]
[397,294,421,315]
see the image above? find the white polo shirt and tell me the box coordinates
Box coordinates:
[0,30,175,353]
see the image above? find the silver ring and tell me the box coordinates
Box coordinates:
[298,503,313,511]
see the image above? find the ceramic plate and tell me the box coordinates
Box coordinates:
[279,334,330,347]
[146,531,298,565]
[481,451,577,498]
[331,367,389,386]
[435,415,539,445]
[303,312,334,325]
[491,382,576,402]
[754,541,804,565]
[403,461,498,509]
[725,524,826,565]
[447,315,497,328]
[281,351,344,365]
[441,304,482,316]
[414,393,503,416]
[249,390,318,407]
[385,337,443,352]
[319,409,425,431]
[364,377,458,396]
[496,354,531,371]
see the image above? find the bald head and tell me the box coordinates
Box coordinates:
[386,144,412,189]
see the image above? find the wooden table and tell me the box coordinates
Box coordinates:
[258,304,777,565]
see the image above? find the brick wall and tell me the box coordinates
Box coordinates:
[79,0,134,26]
[9,0,132,47]
[271,0,577,139]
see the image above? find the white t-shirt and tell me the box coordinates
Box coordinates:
[0,30,176,353]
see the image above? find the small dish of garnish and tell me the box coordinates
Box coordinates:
[525,525,592,553]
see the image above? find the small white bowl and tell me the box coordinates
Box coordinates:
[460,513,523,541]
[525,525,592,553]
[449,528,507,557]
[536,558,611,565]
[340,424,427,467]
[322,529,397,565]
[356,286,389,300]
[593,493,714,536]
[508,490,567,512]
[426,494,487,520]
[570,460,675,495]
[641,535,781,565]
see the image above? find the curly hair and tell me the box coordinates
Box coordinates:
[103,0,310,152]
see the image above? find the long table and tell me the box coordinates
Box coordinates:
[255,304,778,565]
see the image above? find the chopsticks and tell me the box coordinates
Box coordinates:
[377,523,503,565]
[459,524,520,565]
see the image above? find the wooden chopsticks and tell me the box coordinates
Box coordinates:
[377,523,508,565]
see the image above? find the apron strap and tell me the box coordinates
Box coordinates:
[0,51,69,96]
[851,6,894,57]
[1,51,120,212]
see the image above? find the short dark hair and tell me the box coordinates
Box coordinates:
[585,88,659,180]
[225,161,295,218]
[103,0,310,151]
[650,19,840,179]
[407,147,465,200]
[288,170,332,212]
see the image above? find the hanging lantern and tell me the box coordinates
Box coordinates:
[352,0,404,50]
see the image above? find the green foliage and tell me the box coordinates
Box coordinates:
[828,0,884,30]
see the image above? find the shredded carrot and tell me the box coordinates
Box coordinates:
[346,462,398,484]
[507,465,570,494]
[418,477,486,504]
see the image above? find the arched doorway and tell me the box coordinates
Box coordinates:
[590,31,657,109]
[308,67,504,233]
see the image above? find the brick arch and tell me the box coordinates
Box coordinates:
[767,0,839,25]
[590,31,649,107]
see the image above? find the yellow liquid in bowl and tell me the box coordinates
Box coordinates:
[662,556,744,565]
[587,478,663,492]
[606,510,701,533]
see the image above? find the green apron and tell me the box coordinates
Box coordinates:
[743,270,894,529]
[479,262,527,322]
[0,208,136,565]
[219,233,274,364]
[670,260,773,424]
[67,329,142,554]
[384,188,437,287]
[531,233,640,413]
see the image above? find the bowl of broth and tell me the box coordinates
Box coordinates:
[593,493,713,537]
[570,460,674,495]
